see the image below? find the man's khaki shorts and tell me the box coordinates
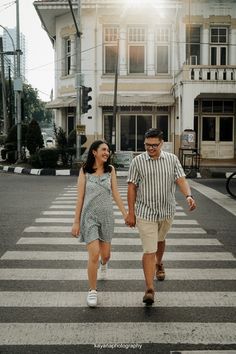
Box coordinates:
[136,217,173,254]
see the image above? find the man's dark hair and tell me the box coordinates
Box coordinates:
[144,128,163,140]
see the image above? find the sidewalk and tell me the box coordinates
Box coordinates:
[199,158,236,178]
[0,157,235,178]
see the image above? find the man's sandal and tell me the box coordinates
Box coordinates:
[156,263,165,281]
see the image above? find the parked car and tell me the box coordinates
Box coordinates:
[45,137,55,147]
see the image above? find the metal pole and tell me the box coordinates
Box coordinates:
[76,0,82,161]
[113,37,119,139]
[68,0,82,161]
[15,0,22,162]
[0,37,8,134]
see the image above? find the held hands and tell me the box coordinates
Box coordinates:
[125,213,136,227]
[186,196,196,211]
[71,222,80,238]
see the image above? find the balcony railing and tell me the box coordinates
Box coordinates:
[180,65,236,82]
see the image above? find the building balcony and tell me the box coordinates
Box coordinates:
[176,65,236,83]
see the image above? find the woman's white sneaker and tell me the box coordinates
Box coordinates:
[98,262,108,280]
[87,289,98,307]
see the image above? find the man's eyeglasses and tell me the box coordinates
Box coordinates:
[144,142,161,149]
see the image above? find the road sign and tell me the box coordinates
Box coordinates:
[76,124,86,135]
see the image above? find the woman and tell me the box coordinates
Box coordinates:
[71,140,127,307]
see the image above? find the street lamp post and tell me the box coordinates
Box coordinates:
[15,0,23,162]
[0,25,16,135]
[68,0,82,161]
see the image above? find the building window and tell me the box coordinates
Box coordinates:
[104,27,119,74]
[104,114,116,151]
[156,115,169,141]
[65,38,71,75]
[194,100,199,113]
[194,116,199,147]
[220,117,233,141]
[202,100,234,114]
[210,27,228,65]
[202,117,216,141]
[186,26,201,65]
[120,114,151,151]
[156,27,170,73]
[128,27,146,74]
[67,115,75,135]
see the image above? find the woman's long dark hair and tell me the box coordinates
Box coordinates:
[82,140,112,174]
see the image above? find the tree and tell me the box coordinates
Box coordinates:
[21,84,53,126]
[5,123,28,147]
[26,119,44,155]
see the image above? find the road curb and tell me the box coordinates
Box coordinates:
[0,165,79,176]
[1,164,234,178]
[0,164,129,177]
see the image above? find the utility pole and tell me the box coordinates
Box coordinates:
[68,0,82,161]
[0,37,8,134]
[113,37,119,132]
[15,0,23,162]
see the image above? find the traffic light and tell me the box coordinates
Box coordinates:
[81,86,92,113]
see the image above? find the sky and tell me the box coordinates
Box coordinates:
[0,0,54,101]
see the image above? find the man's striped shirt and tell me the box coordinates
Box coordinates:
[127,150,185,221]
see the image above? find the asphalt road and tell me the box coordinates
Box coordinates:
[0,172,235,354]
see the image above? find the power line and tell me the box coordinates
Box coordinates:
[0,1,15,14]
[27,35,236,74]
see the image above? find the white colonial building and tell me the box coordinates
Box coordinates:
[34,0,236,161]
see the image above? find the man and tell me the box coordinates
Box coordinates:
[126,128,196,305]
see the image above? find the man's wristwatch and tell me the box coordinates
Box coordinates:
[186,195,194,199]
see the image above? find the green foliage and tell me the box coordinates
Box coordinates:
[38,148,59,168]
[67,129,76,147]
[5,124,28,147]
[26,119,44,155]
[22,84,53,126]
[28,153,41,168]
[0,134,7,146]
[53,124,67,148]
[68,129,87,147]
[1,148,6,160]
[6,150,17,163]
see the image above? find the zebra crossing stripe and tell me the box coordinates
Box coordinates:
[0,322,235,345]
[16,237,222,246]
[23,226,206,234]
[55,197,77,200]
[112,205,184,210]
[43,211,75,215]
[0,291,235,307]
[52,201,77,204]
[42,211,187,216]
[172,351,236,354]
[0,268,235,280]
[34,217,199,225]
[2,251,234,261]
[50,206,75,209]
[114,227,206,234]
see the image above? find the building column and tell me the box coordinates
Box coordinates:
[229,28,236,65]
[147,27,155,75]
[119,27,127,75]
[181,84,196,131]
[70,34,76,75]
[202,25,209,65]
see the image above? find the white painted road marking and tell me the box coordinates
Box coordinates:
[0,268,235,280]
[17,237,222,246]
[34,217,199,225]
[0,291,235,307]
[23,226,206,234]
[0,323,235,345]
